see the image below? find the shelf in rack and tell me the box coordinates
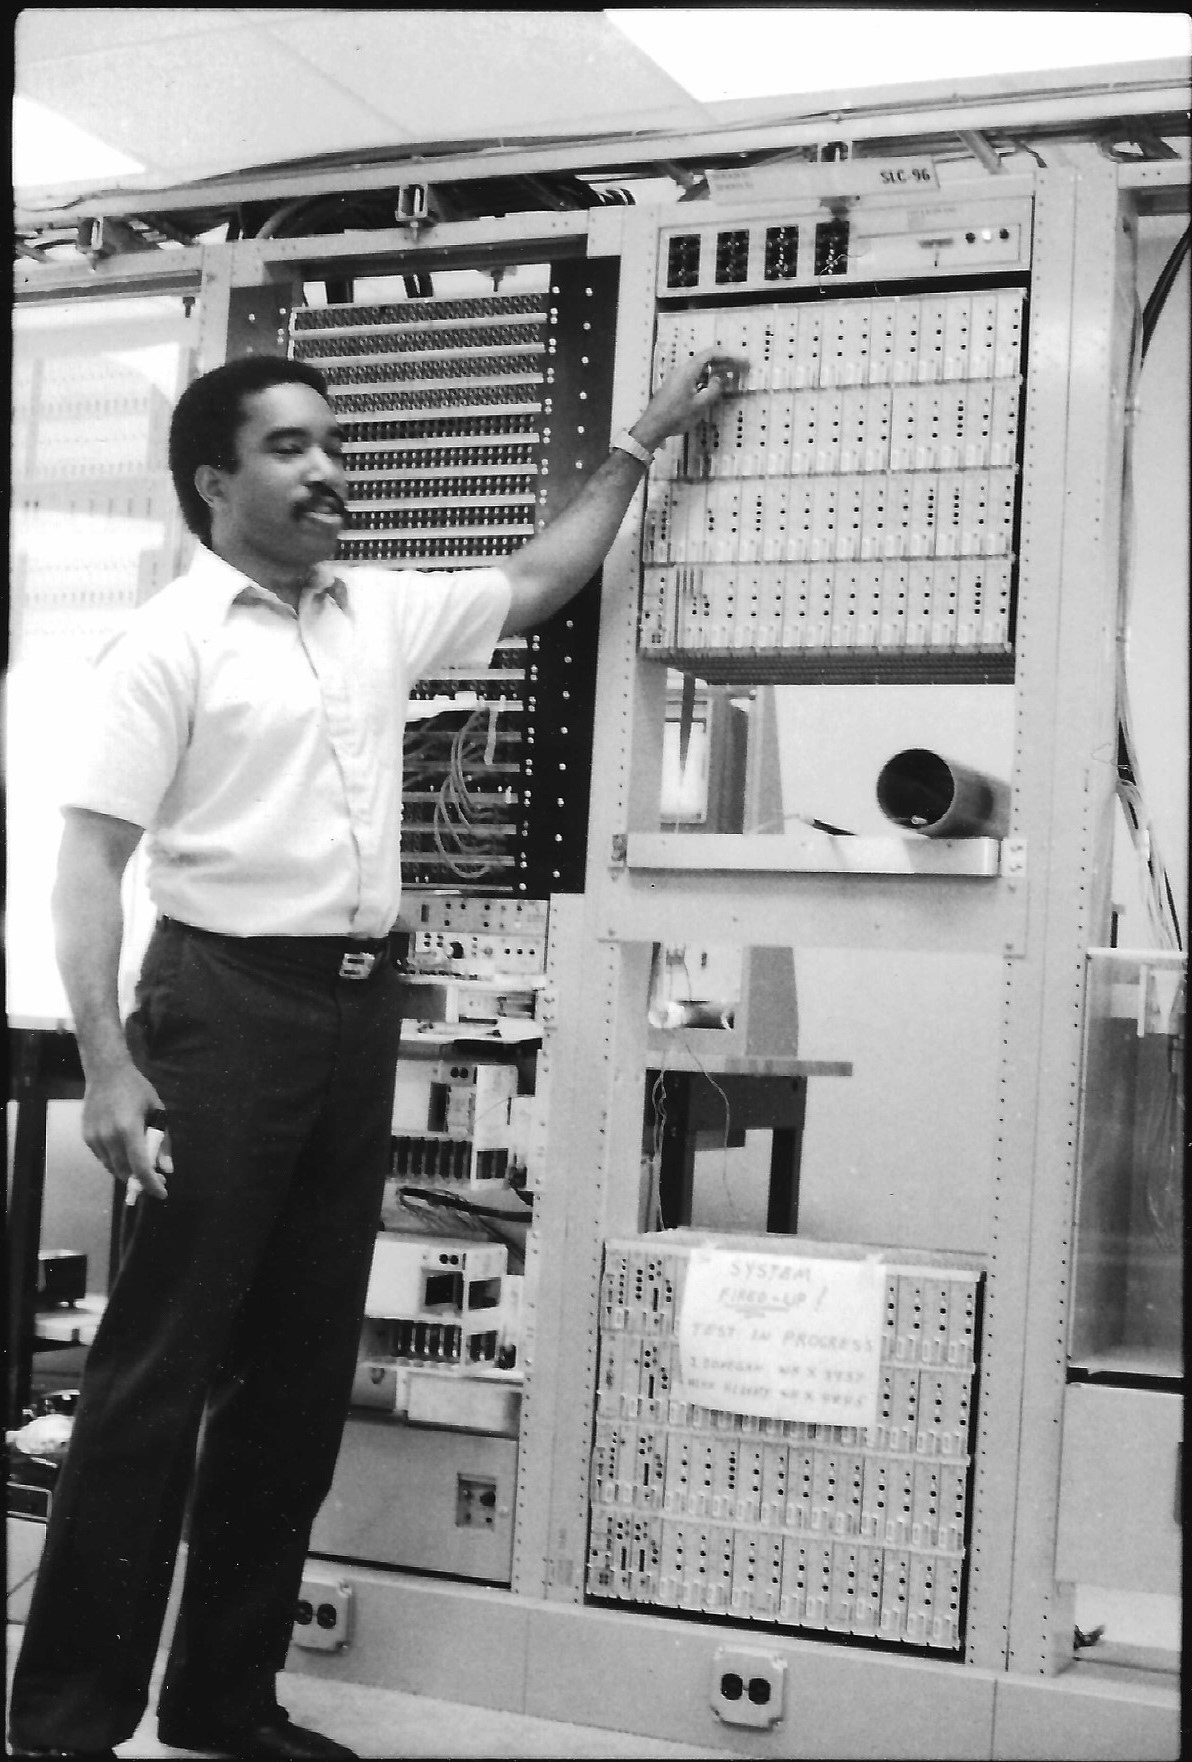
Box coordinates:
[638,646,1016,686]
[624,832,1001,877]
[645,1041,852,1078]
[33,1295,105,1349]
[397,1013,543,1052]
[1067,1342,1183,1385]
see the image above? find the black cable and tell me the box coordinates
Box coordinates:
[1008,137,1048,169]
[1112,221,1189,952]
[1164,871,1185,954]
[395,1184,531,1221]
[7,1565,41,1603]
[396,1186,529,1271]
[1115,719,1136,787]
[1140,223,1190,362]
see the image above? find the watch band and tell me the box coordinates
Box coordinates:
[611,429,655,467]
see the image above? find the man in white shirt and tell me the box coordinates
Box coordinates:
[9,348,729,1761]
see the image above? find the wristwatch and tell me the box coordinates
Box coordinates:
[611,429,655,467]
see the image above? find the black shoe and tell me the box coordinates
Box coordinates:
[156,1708,357,1760]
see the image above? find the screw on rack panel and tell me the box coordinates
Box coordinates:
[1000,837,1027,879]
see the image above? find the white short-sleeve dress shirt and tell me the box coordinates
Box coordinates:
[64,547,511,939]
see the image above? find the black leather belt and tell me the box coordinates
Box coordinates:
[158,917,393,980]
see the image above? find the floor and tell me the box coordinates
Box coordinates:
[7,1625,740,1760]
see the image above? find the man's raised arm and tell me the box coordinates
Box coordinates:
[498,348,738,637]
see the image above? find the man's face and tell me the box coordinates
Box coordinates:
[202,381,349,575]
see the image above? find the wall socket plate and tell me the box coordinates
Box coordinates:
[294,1572,353,1651]
[710,1645,787,1728]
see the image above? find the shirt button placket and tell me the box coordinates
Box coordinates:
[303,600,373,931]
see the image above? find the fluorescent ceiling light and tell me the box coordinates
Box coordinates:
[606,9,1192,103]
[13,93,145,189]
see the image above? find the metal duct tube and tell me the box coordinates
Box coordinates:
[876,748,1011,839]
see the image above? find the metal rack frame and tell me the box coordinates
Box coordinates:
[11,87,1186,1759]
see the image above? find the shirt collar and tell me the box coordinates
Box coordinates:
[185,546,350,624]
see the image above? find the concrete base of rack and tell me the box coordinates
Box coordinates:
[285,1565,1179,1759]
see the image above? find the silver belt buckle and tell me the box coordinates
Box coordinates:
[339,949,379,981]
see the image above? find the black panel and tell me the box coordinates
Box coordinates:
[520,256,618,892]
[288,260,616,896]
[226,282,296,359]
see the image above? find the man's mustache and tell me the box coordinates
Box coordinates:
[296,491,347,519]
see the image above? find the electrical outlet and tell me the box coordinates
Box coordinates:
[293,1573,353,1651]
[456,1473,499,1528]
[710,1645,786,1729]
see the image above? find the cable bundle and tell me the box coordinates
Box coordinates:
[1112,222,1189,952]
[431,705,512,881]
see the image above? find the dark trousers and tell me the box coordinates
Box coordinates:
[9,920,403,1750]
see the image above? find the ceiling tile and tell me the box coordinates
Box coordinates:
[262,11,712,139]
[17,27,416,182]
[15,9,714,189]
[16,7,244,62]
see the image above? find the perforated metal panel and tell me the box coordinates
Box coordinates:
[588,1235,981,1654]
[639,288,1025,682]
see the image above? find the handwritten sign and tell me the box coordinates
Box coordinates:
[676,1248,883,1426]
